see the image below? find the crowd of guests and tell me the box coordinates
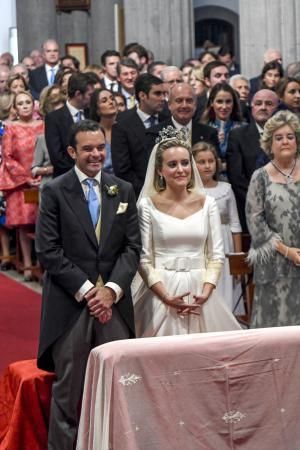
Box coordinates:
[0,39,299,325]
[1,38,300,449]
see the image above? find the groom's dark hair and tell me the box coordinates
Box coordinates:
[68,119,102,148]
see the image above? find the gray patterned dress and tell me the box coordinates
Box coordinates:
[246,167,300,327]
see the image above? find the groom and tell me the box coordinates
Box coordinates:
[36,120,141,449]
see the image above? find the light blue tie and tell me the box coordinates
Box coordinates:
[84,179,100,227]
[49,68,55,84]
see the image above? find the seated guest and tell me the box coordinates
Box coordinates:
[226,89,279,231]
[246,110,300,328]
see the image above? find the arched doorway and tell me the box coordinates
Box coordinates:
[194,6,239,62]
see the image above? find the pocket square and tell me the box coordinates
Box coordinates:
[116,202,128,214]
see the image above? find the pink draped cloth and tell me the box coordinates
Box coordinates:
[77,327,300,450]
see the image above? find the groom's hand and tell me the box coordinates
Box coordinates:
[85,287,116,321]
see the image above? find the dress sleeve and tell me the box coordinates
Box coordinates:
[246,169,281,264]
[138,199,163,288]
[204,197,224,286]
[0,124,29,190]
[227,185,242,233]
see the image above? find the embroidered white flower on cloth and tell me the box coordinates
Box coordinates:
[222,410,246,424]
[119,373,142,386]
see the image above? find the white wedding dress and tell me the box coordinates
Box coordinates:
[133,196,241,337]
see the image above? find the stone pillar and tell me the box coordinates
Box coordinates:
[16,0,57,58]
[123,0,194,66]
[240,0,300,78]
[90,0,123,66]
[56,10,89,63]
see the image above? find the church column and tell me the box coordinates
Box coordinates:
[16,0,57,59]
[240,0,300,78]
[123,0,194,67]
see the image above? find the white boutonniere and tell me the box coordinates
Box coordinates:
[104,184,119,197]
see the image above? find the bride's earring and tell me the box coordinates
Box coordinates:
[158,175,165,189]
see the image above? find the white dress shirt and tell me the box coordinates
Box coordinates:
[66,100,85,123]
[74,165,123,303]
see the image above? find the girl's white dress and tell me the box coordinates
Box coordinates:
[133,195,240,337]
[205,182,243,313]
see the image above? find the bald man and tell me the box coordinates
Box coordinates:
[145,82,219,156]
[227,89,279,231]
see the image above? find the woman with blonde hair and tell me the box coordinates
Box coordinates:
[133,127,240,336]
[0,91,44,280]
[246,110,300,327]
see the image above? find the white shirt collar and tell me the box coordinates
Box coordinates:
[74,165,102,186]
[45,63,59,73]
[136,107,157,124]
[66,100,84,121]
[255,122,264,135]
[171,117,192,131]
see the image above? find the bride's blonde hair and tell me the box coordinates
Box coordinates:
[154,137,195,192]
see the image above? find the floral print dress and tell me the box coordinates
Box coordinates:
[246,167,300,327]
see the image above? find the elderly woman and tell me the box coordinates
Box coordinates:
[246,110,300,327]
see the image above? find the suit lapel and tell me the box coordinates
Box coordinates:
[130,110,146,143]
[99,173,120,253]
[62,170,98,249]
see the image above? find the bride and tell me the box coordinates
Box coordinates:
[133,127,240,337]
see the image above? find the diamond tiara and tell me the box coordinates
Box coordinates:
[155,125,190,147]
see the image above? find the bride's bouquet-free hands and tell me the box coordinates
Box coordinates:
[162,292,201,316]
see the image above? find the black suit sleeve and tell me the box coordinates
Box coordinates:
[35,183,89,296]
[45,112,74,176]
[107,184,142,291]
[226,129,249,231]
[111,122,142,194]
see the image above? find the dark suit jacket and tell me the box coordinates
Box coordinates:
[45,104,74,178]
[226,121,267,231]
[29,65,49,99]
[36,169,141,371]
[111,108,166,197]
[144,117,219,157]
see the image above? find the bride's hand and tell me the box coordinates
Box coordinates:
[162,293,201,316]
[193,294,209,305]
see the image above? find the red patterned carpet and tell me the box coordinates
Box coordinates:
[0,273,41,375]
